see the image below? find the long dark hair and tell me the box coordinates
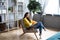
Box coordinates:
[24,12,31,22]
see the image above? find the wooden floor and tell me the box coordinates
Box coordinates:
[0,28,58,40]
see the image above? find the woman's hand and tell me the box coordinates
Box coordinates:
[32,20,37,25]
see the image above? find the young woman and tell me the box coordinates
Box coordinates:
[23,12,46,38]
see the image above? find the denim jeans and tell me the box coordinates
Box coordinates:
[34,22,45,35]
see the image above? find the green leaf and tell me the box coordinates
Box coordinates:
[27,0,42,14]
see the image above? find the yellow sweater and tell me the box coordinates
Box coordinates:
[23,18,37,28]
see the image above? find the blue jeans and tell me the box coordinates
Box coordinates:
[34,22,45,35]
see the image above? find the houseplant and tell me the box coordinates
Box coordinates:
[27,0,42,14]
[8,7,13,13]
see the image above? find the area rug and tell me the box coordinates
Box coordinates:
[47,32,60,40]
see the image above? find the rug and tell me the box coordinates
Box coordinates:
[47,32,60,40]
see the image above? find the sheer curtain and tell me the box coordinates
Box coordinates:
[37,0,59,15]
[59,0,60,14]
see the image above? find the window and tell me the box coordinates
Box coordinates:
[44,0,59,15]
[39,0,59,15]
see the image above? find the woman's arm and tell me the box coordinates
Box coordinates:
[23,18,32,26]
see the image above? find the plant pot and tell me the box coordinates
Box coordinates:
[37,12,42,15]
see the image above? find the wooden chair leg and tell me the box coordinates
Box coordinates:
[34,33,38,40]
[20,32,25,37]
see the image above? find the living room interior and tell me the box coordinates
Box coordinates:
[0,0,60,40]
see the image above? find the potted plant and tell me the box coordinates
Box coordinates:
[27,0,42,14]
[8,7,13,13]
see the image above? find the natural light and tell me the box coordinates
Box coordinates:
[44,0,59,15]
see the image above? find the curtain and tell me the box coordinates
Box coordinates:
[38,0,59,15]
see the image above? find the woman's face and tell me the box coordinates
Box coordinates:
[26,14,30,18]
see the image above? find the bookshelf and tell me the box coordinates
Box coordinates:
[0,0,23,32]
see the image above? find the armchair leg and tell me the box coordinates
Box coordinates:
[34,33,38,40]
[20,32,25,37]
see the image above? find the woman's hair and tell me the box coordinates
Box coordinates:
[24,12,29,18]
[24,12,31,22]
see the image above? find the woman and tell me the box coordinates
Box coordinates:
[23,12,46,38]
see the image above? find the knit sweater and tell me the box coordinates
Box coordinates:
[23,18,37,28]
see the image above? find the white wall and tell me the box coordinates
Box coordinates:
[23,0,29,14]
